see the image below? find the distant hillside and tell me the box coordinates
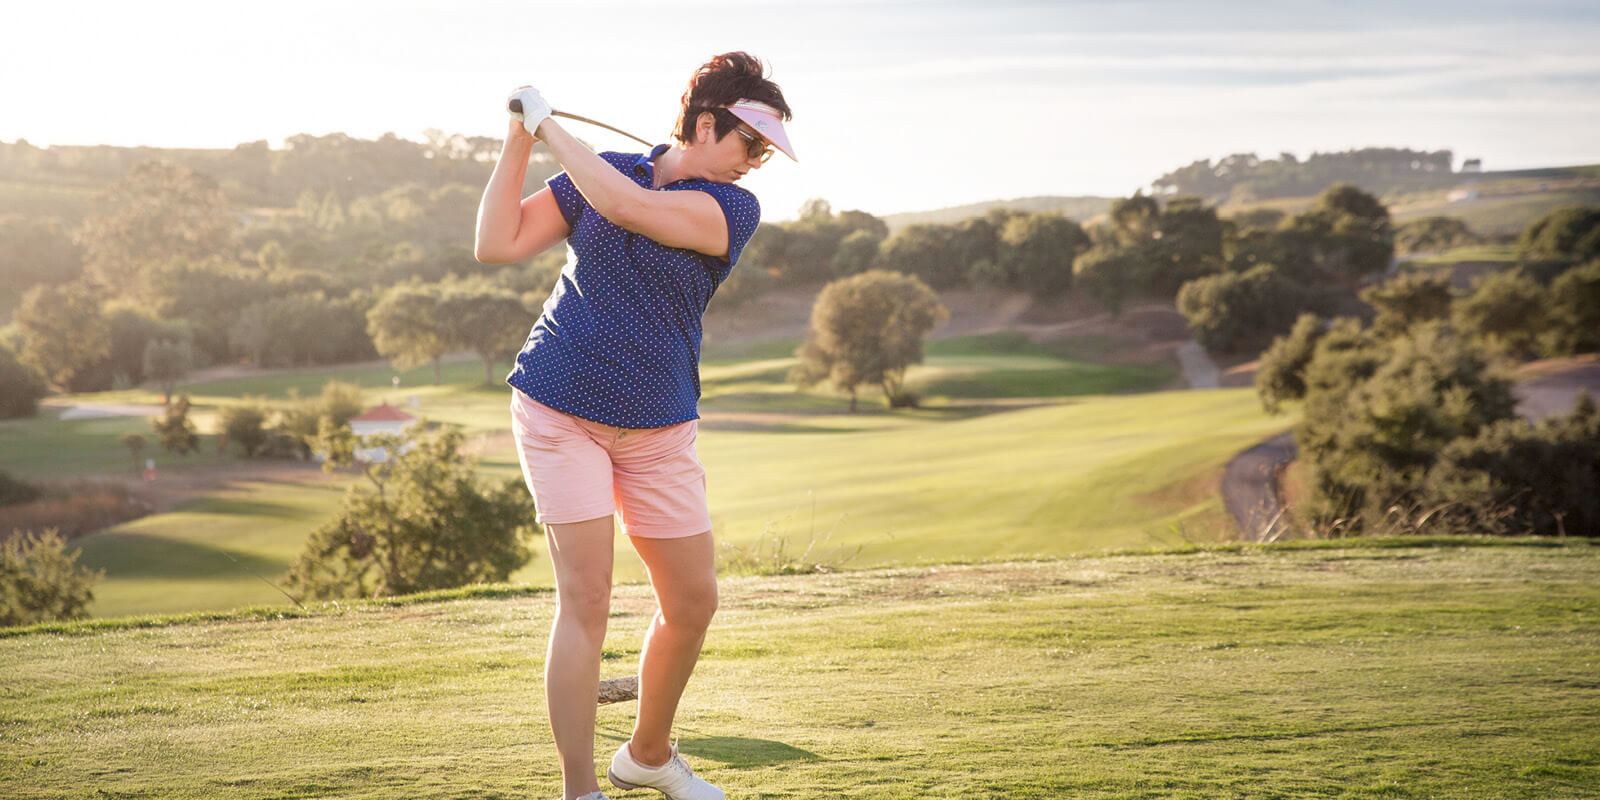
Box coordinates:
[882,195,1114,232]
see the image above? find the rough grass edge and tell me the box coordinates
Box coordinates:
[5,534,1594,639]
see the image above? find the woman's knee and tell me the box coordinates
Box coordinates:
[555,580,613,630]
[658,579,718,630]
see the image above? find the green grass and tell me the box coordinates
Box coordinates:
[13,334,1219,620]
[1391,188,1600,238]
[3,539,1597,798]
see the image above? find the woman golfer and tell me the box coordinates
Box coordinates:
[474,52,794,800]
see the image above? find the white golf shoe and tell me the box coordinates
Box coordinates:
[607,738,724,800]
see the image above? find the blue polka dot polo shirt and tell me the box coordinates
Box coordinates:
[506,144,762,429]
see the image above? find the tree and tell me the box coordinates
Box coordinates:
[996,213,1089,296]
[1542,260,1600,355]
[118,433,147,472]
[152,395,200,457]
[830,230,882,278]
[1255,313,1329,414]
[367,284,450,385]
[78,160,237,294]
[1109,193,1160,248]
[142,338,193,404]
[219,398,272,457]
[1452,268,1548,358]
[1148,197,1226,296]
[877,225,964,289]
[1072,246,1140,317]
[1176,265,1312,356]
[279,381,365,461]
[1296,323,1516,530]
[14,281,110,390]
[1,528,105,628]
[1517,205,1600,265]
[1395,216,1478,255]
[0,215,84,290]
[790,270,949,411]
[1360,272,1454,338]
[284,425,537,600]
[437,281,530,386]
[101,301,185,388]
[1282,183,1394,286]
[0,343,49,420]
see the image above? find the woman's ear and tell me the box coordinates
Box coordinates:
[696,111,717,144]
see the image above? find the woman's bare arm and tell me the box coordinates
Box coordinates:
[534,117,730,259]
[474,119,572,264]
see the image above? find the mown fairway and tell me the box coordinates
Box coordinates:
[19,336,1295,619]
[3,538,1597,799]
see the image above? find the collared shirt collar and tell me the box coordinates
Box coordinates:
[632,144,672,182]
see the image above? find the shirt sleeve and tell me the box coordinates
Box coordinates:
[690,183,761,265]
[545,172,584,230]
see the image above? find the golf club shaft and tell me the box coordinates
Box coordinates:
[508,98,654,148]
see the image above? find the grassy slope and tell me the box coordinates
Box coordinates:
[17,336,1252,619]
[3,538,1597,799]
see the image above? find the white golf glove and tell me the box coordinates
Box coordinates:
[507,85,553,137]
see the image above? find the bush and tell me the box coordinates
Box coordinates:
[1418,394,1600,537]
[1452,268,1547,358]
[0,343,49,419]
[152,395,200,456]
[219,397,272,457]
[0,471,41,507]
[284,426,536,600]
[1176,264,1312,356]
[1,528,104,627]
[1255,313,1327,414]
[1541,259,1600,356]
[1517,205,1600,265]
[1296,323,1516,531]
[1360,272,1454,338]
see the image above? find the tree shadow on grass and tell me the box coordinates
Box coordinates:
[75,531,289,579]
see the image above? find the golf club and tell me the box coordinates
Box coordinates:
[509,98,654,148]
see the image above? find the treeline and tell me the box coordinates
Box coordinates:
[0,154,569,416]
[0,132,558,213]
[1151,147,1458,204]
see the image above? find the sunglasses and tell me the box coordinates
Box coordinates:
[731,125,774,164]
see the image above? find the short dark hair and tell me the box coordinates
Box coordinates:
[673,52,792,147]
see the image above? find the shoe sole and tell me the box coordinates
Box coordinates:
[606,768,643,791]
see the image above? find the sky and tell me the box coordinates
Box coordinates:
[3,0,1599,222]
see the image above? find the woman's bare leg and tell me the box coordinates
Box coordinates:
[543,515,615,800]
[624,530,718,767]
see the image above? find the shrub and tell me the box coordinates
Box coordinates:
[1360,271,1454,338]
[0,471,41,507]
[0,343,49,419]
[284,426,536,600]
[1296,323,1516,531]
[1541,259,1600,356]
[1,528,104,627]
[1418,394,1600,537]
[152,395,200,456]
[219,397,272,457]
[1255,313,1327,414]
[1517,205,1600,264]
[1176,264,1311,356]
[1452,268,1548,358]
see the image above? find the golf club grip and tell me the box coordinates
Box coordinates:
[507,97,654,148]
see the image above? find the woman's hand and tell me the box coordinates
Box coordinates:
[507,85,554,140]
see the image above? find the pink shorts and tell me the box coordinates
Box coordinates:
[509,390,712,538]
